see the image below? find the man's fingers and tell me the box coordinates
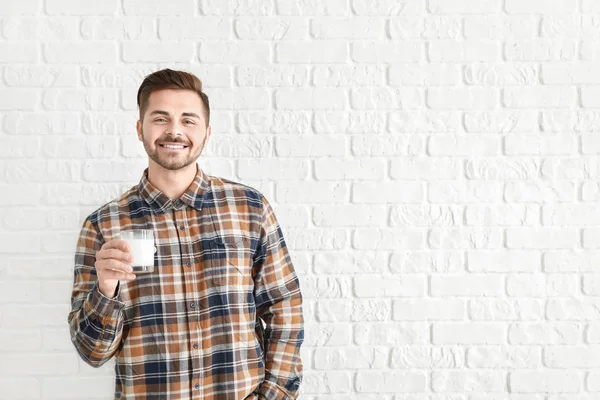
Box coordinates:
[96,259,133,274]
[103,239,130,252]
[96,248,132,262]
[100,271,136,281]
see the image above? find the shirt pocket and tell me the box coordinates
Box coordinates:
[207,236,252,290]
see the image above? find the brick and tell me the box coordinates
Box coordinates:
[311,17,383,39]
[0,42,37,63]
[467,347,541,368]
[429,40,499,62]
[429,181,504,203]
[237,159,308,180]
[352,41,422,63]
[465,205,539,227]
[275,88,346,109]
[277,41,347,63]
[429,135,500,156]
[509,371,581,393]
[429,0,500,13]
[431,275,504,296]
[432,323,504,344]
[389,204,461,227]
[3,65,76,87]
[469,299,544,320]
[42,89,118,111]
[238,111,311,134]
[468,250,540,272]
[46,0,118,15]
[275,135,345,157]
[314,158,385,180]
[390,157,461,180]
[276,182,349,203]
[432,371,505,392]
[353,228,424,250]
[390,111,459,133]
[543,63,600,84]
[389,251,464,274]
[202,0,274,15]
[465,63,537,85]
[351,87,423,109]
[0,378,40,399]
[389,17,462,39]
[464,111,537,133]
[313,347,387,370]
[351,0,424,15]
[302,371,352,394]
[277,0,348,16]
[314,252,388,275]
[123,42,193,63]
[547,299,600,320]
[238,65,308,86]
[82,160,146,182]
[505,135,575,156]
[464,16,538,39]
[313,205,386,227]
[354,323,429,345]
[160,17,229,40]
[505,0,575,13]
[507,228,578,249]
[81,17,155,40]
[124,0,194,15]
[505,40,576,61]
[390,64,459,85]
[509,323,581,344]
[235,18,306,40]
[44,42,117,64]
[354,275,425,297]
[352,182,424,204]
[315,111,386,133]
[391,346,463,368]
[505,181,576,203]
[351,135,424,156]
[356,371,426,393]
[201,41,270,63]
[393,299,465,321]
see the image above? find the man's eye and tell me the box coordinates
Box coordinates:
[154,118,167,122]
[184,120,195,125]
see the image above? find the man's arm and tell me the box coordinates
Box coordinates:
[68,217,126,368]
[252,196,304,400]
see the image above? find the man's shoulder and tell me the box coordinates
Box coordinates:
[208,175,266,205]
[84,184,140,225]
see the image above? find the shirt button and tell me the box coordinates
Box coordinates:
[193,343,198,349]
[175,200,181,207]
[179,225,185,230]
[185,261,191,267]
[190,302,196,309]
[194,383,199,389]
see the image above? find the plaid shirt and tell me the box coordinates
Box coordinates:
[68,166,304,400]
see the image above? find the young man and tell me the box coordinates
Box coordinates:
[68,69,304,400]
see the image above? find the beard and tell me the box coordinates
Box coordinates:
[141,131,207,171]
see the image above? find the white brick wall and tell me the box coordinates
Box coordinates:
[0,0,599,398]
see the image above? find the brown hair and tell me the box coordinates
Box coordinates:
[136,68,210,127]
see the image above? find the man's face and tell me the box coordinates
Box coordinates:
[136,89,211,171]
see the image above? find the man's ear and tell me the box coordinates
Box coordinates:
[136,120,142,141]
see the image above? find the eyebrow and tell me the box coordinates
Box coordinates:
[149,110,202,119]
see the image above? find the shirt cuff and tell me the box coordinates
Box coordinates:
[85,283,126,325]
[254,380,292,400]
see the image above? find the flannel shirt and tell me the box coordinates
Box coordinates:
[68,165,304,399]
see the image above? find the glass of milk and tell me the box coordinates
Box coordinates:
[119,230,155,273]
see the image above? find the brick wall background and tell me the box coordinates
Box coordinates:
[1,0,600,398]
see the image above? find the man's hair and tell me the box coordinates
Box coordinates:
[137,68,210,127]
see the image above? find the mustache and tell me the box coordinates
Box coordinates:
[157,136,190,146]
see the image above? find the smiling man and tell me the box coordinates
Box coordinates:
[68,69,304,400]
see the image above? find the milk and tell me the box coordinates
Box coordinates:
[119,230,155,273]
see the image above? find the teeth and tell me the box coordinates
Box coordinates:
[164,145,185,149]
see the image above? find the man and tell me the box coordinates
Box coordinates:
[68,69,304,400]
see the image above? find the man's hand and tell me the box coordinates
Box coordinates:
[95,239,137,298]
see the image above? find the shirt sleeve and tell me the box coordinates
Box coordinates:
[252,196,304,400]
[67,216,126,368]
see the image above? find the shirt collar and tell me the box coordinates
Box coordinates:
[138,165,210,214]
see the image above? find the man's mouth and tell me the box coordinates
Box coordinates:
[159,143,188,150]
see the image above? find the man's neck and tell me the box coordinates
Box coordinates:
[147,162,198,200]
